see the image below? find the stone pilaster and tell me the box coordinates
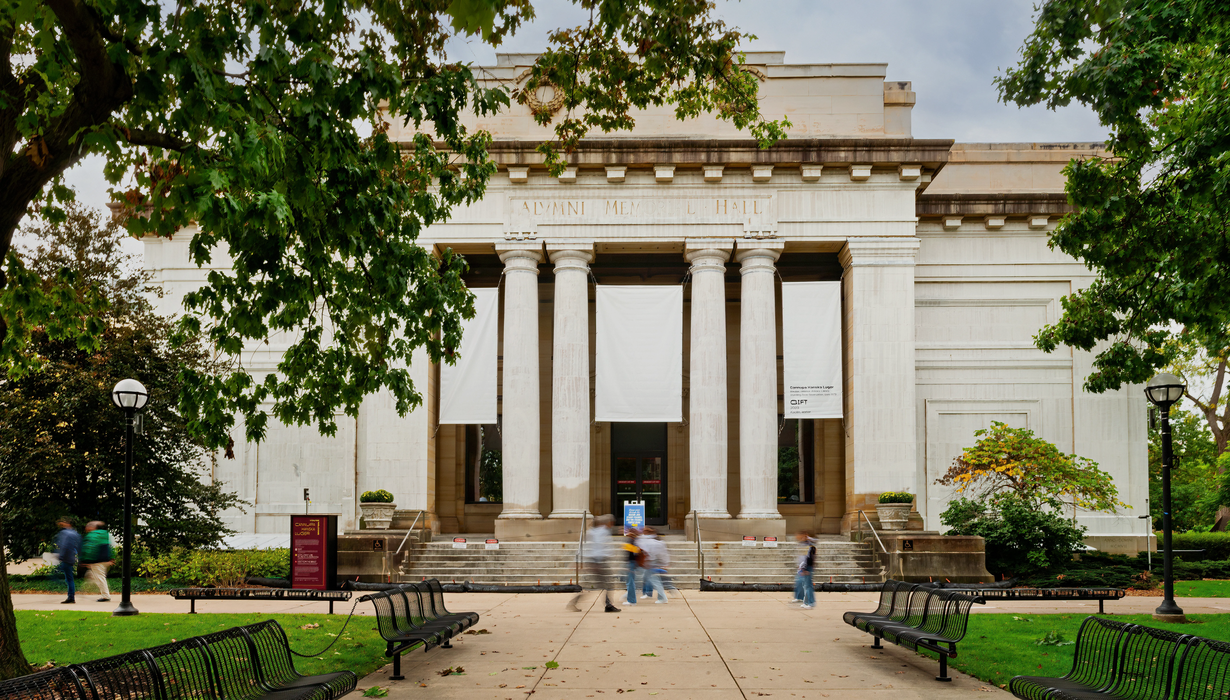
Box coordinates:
[838,237,920,532]
[735,241,785,520]
[547,243,594,519]
[685,241,734,519]
[496,242,544,519]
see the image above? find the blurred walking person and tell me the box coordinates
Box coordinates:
[795,531,816,609]
[621,528,646,605]
[54,517,81,604]
[81,521,116,602]
[569,515,620,613]
[639,527,670,604]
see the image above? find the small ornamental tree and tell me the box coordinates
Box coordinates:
[936,422,1123,579]
[936,421,1124,513]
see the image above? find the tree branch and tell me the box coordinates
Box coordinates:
[123,128,191,152]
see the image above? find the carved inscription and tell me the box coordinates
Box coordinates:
[511,196,774,225]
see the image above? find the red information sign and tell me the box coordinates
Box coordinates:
[290,515,337,590]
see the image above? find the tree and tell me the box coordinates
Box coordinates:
[1,0,786,451]
[0,0,785,679]
[0,201,243,562]
[941,494,1087,579]
[997,1,1230,394]
[935,421,1124,513]
[1147,407,1222,531]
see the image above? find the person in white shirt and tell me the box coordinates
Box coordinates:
[568,515,621,612]
[638,527,671,604]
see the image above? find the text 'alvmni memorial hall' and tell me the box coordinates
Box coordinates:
[143,53,1150,556]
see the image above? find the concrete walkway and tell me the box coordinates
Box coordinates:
[12,590,1230,699]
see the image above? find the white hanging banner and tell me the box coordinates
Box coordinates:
[782,281,843,419]
[595,285,683,422]
[439,287,499,424]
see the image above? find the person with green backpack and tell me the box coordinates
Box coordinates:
[80,521,116,602]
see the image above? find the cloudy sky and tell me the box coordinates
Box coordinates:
[63,0,1107,214]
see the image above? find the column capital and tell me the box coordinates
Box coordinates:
[735,240,783,275]
[497,241,544,274]
[546,241,595,270]
[838,237,920,267]
[685,240,733,275]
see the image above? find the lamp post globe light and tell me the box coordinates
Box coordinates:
[1145,372,1186,621]
[111,378,149,617]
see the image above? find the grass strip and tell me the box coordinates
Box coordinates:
[16,610,390,679]
[914,612,1230,689]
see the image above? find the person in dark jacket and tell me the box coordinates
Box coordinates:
[54,518,81,604]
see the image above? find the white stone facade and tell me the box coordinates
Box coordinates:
[142,53,1148,550]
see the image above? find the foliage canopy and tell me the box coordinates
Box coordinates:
[0,202,242,562]
[0,0,787,451]
[935,421,1124,513]
[998,0,1230,394]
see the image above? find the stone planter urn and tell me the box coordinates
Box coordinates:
[875,502,912,531]
[359,502,397,530]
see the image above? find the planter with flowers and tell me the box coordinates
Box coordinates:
[359,490,396,530]
[875,492,914,531]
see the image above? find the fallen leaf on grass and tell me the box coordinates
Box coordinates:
[465,628,491,635]
[301,623,320,630]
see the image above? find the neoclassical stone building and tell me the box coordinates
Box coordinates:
[143,52,1149,551]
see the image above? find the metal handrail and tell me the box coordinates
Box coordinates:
[395,510,423,555]
[691,511,705,580]
[856,510,888,556]
[575,511,589,583]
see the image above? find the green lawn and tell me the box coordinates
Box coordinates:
[1173,580,1230,597]
[15,610,391,681]
[917,613,1230,689]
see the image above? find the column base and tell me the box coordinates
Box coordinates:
[497,510,543,519]
[547,511,587,519]
[494,518,586,542]
[686,517,787,542]
[736,510,785,520]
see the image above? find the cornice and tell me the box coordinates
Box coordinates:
[916,192,1073,218]
[432,138,955,170]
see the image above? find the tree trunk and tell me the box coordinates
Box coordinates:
[1214,506,1230,532]
[0,519,32,681]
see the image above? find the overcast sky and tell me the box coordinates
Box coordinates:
[63,0,1106,216]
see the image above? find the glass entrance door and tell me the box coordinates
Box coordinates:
[613,455,667,527]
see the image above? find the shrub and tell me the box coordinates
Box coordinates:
[942,494,1085,579]
[878,492,914,504]
[360,489,394,503]
[1169,532,1230,562]
[140,548,289,587]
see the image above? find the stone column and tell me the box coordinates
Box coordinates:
[736,241,785,520]
[547,243,594,519]
[839,237,920,532]
[685,242,733,518]
[496,242,544,519]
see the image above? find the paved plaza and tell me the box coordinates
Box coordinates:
[13,589,1230,699]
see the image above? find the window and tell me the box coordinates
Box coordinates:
[465,420,502,504]
[777,417,815,504]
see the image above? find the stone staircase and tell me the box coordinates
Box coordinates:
[397,536,885,588]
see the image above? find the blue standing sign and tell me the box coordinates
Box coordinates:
[624,501,646,530]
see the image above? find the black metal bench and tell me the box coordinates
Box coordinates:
[842,580,985,682]
[168,586,353,613]
[930,585,1125,614]
[1009,617,1230,700]
[358,580,480,681]
[0,620,356,700]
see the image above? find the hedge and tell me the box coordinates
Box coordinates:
[1168,532,1230,562]
[139,548,289,587]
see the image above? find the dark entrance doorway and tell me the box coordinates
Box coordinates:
[611,423,668,527]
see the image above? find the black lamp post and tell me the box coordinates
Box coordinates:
[111,378,149,617]
[1145,372,1186,621]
